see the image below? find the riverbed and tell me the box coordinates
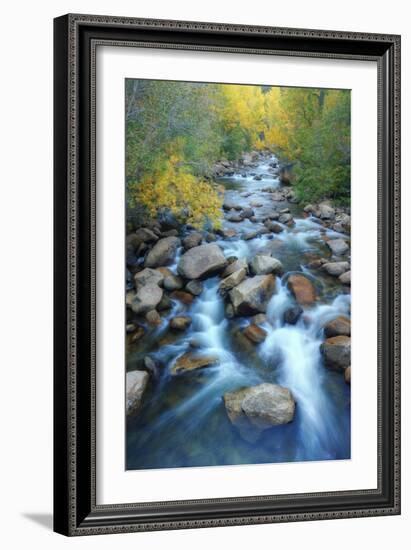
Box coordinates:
[126,153,351,470]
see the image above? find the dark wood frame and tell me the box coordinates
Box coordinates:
[54,13,401,536]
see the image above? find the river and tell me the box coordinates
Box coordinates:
[126,152,351,470]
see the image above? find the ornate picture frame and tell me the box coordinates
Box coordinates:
[54,14,400,536]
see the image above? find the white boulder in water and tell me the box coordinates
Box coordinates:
[229,274,276,315]
[177,243,227,280]
[126,370,149,415]
[223,383,296,443]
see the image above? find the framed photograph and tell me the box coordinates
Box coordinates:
[53,14,401,536]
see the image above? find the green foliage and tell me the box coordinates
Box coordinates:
[263,87,351,203]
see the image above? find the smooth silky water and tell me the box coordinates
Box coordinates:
[126,155,351,470]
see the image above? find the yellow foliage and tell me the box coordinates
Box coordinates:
[130,143,222,229]
[263,87,293,153]
[219,84,265,146]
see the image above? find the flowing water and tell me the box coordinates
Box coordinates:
[126,153,351,470]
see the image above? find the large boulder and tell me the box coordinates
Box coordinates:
[223,383,296,443]
[320,335,351,371]
[219,268,247,296]
[126,370,149,415]
[131,284,163,315]
[229,275,276,315]
[322,261,350,277]
[178,243,227,280]
[171,352,219,375]
[134,268,164,289]
[250,255,283,276]
[287,274,316,306]
[326,238,349,256]
[144,236,181,268]
[323,316,351,337]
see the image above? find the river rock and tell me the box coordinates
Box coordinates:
[264,212,280,221]
[307,258,328,269]
[250,255,283,276]
[145,309,162,326]
[320,335,351,371]
[220,228,237,239]
[144,236,181,268]
[326,238,349,256]
[225,212,244,223]
[287,274,316,306]
[242,229,259,240]
[241,207,254,219]
[142,356,160,380]
[264,220,283,233]
[223,200,242,211]
[344,366,351,384]
[229,274,276,315]
[126,322,136,333]
[134,267,164,289]
[323,316,351,337]
[131,284,163,315]
[171,353,219,375]
[185,280,204,296]
[130,325,145,343]
[243,324,267,343]
[317,203,335,220]
[169,316,192,331]
[278,213,293,224]
[223,383,296,443]
[219,268,247,295]
[126,370,149,415]
[336,213,351,233]
[157,293,172,311]
[178,243,227,280]
[126,228,158,250]
[205,232,217,242]
[221,257,248,278]
[225,303,235,319]
[155,267,183,291]
[322,261,350,277]
[251,313,267,325]
[283,305,303,325]
[135,227,159,243]
[170,290,194,305]
[182,231,203,250]
[339,270,351,286]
